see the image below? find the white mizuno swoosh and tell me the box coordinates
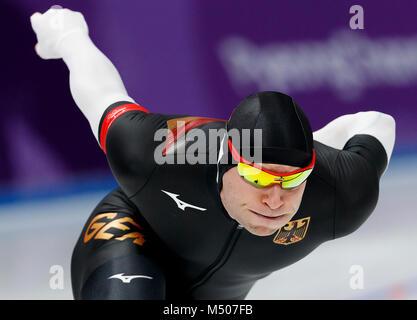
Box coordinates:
[161,190,207,212]
[108,273,153,283]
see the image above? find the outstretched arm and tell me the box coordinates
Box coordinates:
[314,112,396,238]
[313,111,396,171]
[30,7,135,143]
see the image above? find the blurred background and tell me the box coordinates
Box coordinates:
[0,0,416,299]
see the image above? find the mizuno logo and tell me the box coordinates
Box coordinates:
[161,190,207,212]
[108,273,153,283]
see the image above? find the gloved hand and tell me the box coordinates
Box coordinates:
[30,5,89,59]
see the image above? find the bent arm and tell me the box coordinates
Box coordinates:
[313,111,396,170]
[60,33,135,142]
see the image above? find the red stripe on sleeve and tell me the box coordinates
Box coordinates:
[162,118,223,156]
[100,103,149,154]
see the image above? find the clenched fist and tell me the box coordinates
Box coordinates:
[30,6,89,59]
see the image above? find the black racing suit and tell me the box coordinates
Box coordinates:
[71,101,388,300]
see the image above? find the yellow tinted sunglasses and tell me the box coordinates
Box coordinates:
[229,138,315,189]
[237,162,313,189]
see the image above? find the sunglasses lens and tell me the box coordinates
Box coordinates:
[238,163,312,189]
[243,176,270,188]
[281,169,312,189]
[238,164,268,187]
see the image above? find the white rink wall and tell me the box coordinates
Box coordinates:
[0,155,416,300]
